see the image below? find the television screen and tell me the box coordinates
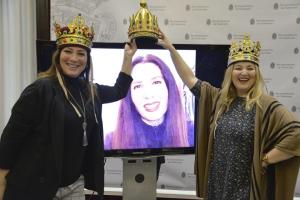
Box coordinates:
[91,46,196,156]
[36,40,229,157]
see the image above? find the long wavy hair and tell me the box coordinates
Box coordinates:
[219,62,266,115]
[111,54,189,149]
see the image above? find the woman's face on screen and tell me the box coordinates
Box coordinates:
[131,62,168,125]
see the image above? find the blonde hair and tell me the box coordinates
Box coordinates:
[219,63,265,115]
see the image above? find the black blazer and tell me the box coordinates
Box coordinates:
[0,73,132,199]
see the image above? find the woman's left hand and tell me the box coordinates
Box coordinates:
[121,39,137,75]
[124,39,137,57]
[261,154,270,175]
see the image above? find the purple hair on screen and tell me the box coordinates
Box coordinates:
[111,54,189,149]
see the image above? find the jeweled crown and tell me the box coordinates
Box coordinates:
[54,14,95,49]
[228,35,261,66]
[128,0,160,41]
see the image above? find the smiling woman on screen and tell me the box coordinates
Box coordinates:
[105,54,194,149]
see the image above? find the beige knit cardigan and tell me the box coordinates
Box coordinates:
[195,81,300,200]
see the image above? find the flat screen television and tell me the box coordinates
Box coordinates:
[36,40,229,157]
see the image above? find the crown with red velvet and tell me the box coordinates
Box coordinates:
[54,14,95,48]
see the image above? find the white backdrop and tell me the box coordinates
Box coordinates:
[50,0,300,196]
[0,0,37,133]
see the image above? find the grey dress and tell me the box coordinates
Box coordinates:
[207,97,256,200]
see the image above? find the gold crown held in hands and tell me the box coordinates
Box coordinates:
[228,34,261,66]
[54,14,95,49]
[128,0,159,41]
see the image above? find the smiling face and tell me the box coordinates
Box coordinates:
[130,62,169,125]
[231,61,257,97]
[59,46,88,78]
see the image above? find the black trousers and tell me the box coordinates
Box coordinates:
[3,182,53,200]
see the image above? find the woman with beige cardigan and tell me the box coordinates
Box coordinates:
[157,30,300,200]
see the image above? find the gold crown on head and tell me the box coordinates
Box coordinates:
[128,0,159,41]
[228,34,261,66]
[54,14,95,49]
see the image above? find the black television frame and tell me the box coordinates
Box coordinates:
[36,40,229,157]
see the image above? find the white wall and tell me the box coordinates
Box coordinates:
[0,0,37,132]
[0,0,4,131]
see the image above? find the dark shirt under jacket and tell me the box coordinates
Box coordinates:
[0,72,132,200]
[60,75,95,187]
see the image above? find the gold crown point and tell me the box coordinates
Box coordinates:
[140,0,147,7]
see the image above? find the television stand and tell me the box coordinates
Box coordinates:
[122,157,157,200]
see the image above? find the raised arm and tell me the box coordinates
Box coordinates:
[97,39,136,103]
[157,30,198,89]
[120,39,137,75]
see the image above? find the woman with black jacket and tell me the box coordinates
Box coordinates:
[0,14,137,200]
